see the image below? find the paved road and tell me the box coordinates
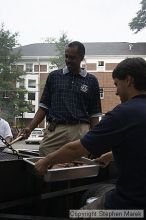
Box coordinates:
[12,140,39,151]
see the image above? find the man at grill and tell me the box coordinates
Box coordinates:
[35,57,146,213]
[21,41,101,156]
[0,118,13,152]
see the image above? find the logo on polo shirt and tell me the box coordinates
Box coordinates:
[80,84,88,93]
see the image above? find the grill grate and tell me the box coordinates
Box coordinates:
[0,152,19,161]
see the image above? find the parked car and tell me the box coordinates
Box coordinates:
[25,128,44,144]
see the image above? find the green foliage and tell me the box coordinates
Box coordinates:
[129,0,146,33]
[46,32,71,69]
[0,24,30,125]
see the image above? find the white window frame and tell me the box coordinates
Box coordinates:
[26,63,33,72]
[98,61,104,67]
[97,61,105,72]
[28,79,36,88]
[27,92,36,101]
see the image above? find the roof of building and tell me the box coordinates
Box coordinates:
[13,42,146,56]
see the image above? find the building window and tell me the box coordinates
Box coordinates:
[100,88,104,99]
[34,65,47,72]
[17,65,24,71]
[98,61,104,66]
[2,91,9,99]
[18,78,25,88]
[27,105,35,113]
[28,79,36,88]
[105,63,117,71]
[28,92,35,101]
[83,63,96,71]
[40,65,47,72]
[34,65,39,72]
[11,65,24,72]
[26,63,33,72]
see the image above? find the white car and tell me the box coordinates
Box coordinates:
[25,128,44,144]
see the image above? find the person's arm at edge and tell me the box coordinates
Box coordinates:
[4,121,13,142]
[35,140,89,176]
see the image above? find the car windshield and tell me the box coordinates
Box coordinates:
[31,130,43,135]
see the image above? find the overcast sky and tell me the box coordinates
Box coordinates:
[0,0,145,46]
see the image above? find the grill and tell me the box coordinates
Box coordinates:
[0,142,117,219]
[0,152,19,160]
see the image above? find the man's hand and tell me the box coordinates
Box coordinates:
[18,128,31,139]
[35,158,49,176]
[5,136,13,144]
[95,151,113,167]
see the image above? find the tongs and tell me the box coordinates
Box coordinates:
[9,135,23,145]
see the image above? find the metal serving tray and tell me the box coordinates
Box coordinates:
[23,157,101,182]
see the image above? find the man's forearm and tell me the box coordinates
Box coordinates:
[35,140,89,175]
[41,140,88,166]
[28,107,46,131]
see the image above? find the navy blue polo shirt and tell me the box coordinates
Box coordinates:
[81,95,146,209]
[39,67,101,123]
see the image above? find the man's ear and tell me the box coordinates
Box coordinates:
[126,75,134,87]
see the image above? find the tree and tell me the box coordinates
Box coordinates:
[46,32,71,69]
[129,0,146,33]
[0,24,30,126]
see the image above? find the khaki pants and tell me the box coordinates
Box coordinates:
[39,123,89,156]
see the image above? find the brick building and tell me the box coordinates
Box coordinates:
[13,42,146,126]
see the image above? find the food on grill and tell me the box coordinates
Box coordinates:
[50,160,86,169]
